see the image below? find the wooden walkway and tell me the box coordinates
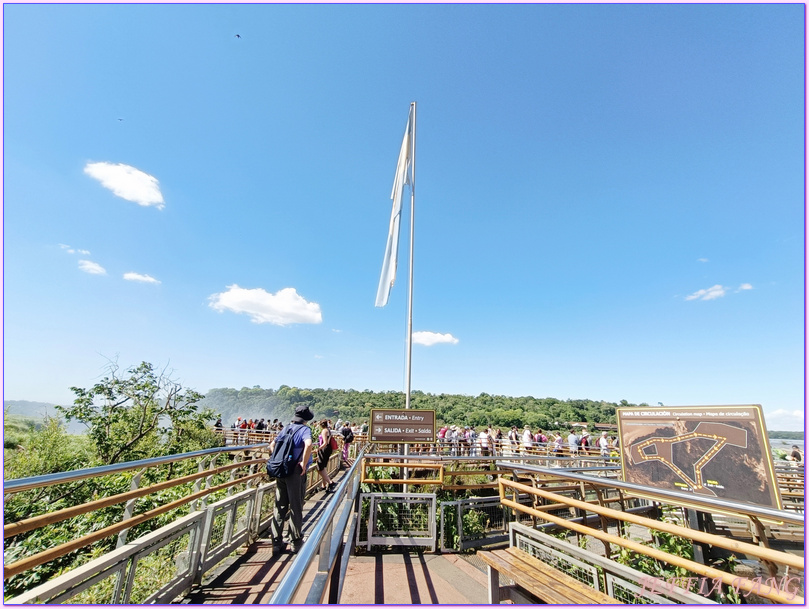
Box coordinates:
[340,551,489,604]
[177,470,490,605]
[180,484,338,604]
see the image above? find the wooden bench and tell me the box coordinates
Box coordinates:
[479,546,617,604]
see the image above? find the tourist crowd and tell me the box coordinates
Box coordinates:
[429,424,619,457]
[215,415,618,458]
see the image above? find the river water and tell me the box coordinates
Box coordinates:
[768,438,803,454]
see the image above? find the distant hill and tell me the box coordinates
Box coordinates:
[768,431,804,440]
[5,400,60,418]
[4,400,87,435]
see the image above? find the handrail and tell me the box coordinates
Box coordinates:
[498,460,804,525]
[501,478,804,571]
[4,459,264,539]
[499,478,803,604]
[3,443,268,494]
[5,471,265,579]
[363,452,616,465]
[269,444,369,604]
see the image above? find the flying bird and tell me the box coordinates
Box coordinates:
[234,34,241,38]
[118,118,124,121]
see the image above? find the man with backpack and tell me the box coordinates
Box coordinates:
[268,404,314,556]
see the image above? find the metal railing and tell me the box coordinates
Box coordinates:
[509,520,717,604]
[216,429,371,450]
[497,461,805,526]
[3,441,347,604]
[4,444,256,494]
[5,442,802,604]
[269,444,369,604]
[439,496,510,552]
[496,467,805,604]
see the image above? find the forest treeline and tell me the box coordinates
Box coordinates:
[200,385,636,431]
[768,430,804,440]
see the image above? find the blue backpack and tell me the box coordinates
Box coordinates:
[266,424,302,478]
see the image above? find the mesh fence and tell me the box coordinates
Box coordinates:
[360,493,436,551]
[371,498,432,536]
[60,570,120,604]
[515,535,600,589]
[609,579,659,604]
[440,497,511,551]
[127,531,193,603]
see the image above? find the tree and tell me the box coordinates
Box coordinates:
[57,361,219,465]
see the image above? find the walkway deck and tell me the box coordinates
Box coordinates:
[179,471,490,605]
[340,551,489,604]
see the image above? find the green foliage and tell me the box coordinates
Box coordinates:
[3,414,45,450]
[4,361,224,599]
[613,527,740,603]
[4,417,95,498]
[461,509,487,539]
[768,431,804,440]
[3,417,100,597]
[57,361,220,465]
[441,506,490,550]
[201,386,630,432]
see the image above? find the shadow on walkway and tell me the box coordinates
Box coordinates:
[180,470,490,604]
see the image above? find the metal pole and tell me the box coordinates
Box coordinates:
[404,100,416,411]
[403,102,416,490]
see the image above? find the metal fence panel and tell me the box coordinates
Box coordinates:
[514,531,601,590]
[509,522,716,604]
[197,487,258,578]
[439,496,512,552]
[7,512,206,605]
[360,493,437,552]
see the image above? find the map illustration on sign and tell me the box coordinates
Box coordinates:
[617,405,781,509]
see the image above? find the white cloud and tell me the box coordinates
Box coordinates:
[685,283,754,301]
[124,272,161,284]
[685,284,726,301]
[78,260,106,275]
[765,409,805,432]
[413,331,459,346]
[60,244,90,255]
[84,162,165,209]
[697,258,709,263]
[209,284,322,326]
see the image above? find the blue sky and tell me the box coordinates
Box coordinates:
[3,4,805,431]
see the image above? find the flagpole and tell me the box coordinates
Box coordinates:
[404,101,416,410]
[403,102,416,489]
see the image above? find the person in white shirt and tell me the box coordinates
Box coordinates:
[477,427,491,456]
[567,430,580,456]
[448,426,460,456]
[598,431,610,457]
[508,426,519,455]
[521,425,534,454]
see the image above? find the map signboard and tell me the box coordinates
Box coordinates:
[617,405,781,510]
[369,409,436,443]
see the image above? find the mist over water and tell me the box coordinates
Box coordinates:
[769,438,803,452]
